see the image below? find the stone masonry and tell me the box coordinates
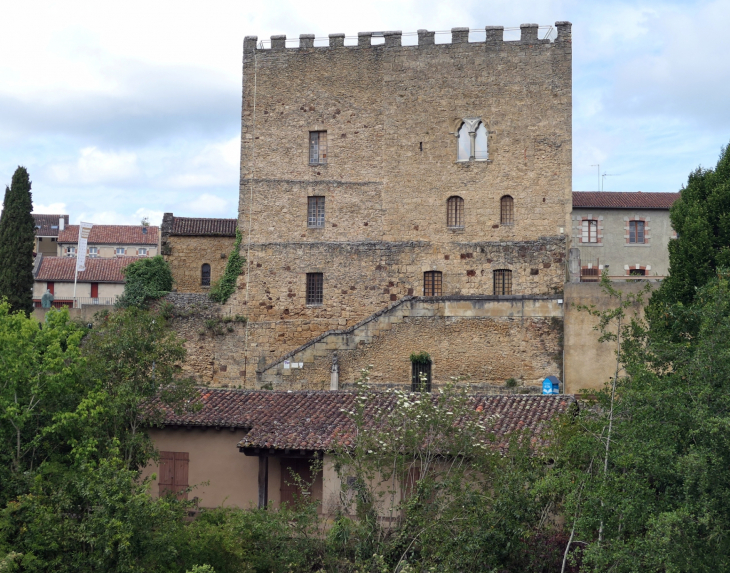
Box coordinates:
[181,23,573,388]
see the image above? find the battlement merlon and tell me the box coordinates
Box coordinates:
[242,22,571,52]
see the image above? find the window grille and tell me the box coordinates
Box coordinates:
[582,220,598,243]
[306,272,323,305]
[307,196,325,227]
[629,221,645,244]
[493,269,512,295]
[423,271,442,296]
[446,196,464,228]
[581,267,600,282]
[500,196,514,225]
[411,361,432,392]
[629,268,646,276]
[309,131,327,164]
[201,264,211,287]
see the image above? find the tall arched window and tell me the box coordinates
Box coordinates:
[446,196,464,228]
[457,123,470,161]
[474,122,488,160]
[500,195,514,225]
[201,263,211,287]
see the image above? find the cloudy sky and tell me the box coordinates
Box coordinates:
[1,0,728,225]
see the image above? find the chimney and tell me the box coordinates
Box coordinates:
[59,217,65,231]
[142,226,148,234]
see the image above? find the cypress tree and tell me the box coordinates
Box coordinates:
[0,167,35,315]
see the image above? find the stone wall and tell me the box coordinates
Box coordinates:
[163,235,236,294]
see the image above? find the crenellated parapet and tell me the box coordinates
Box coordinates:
[243,22,571,52]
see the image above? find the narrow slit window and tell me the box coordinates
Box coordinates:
[423,271,442,296]
[493,269,512,295]
[309,131,327,164]
[500,195,514,225]
[307,196,325,228]
[629,221,645,244]
[447,196,464,228]
[306,272,323,305]
[474,122,488,160]
[201,263,211,286]
[582,220,598,243]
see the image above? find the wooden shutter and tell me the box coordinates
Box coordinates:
[158,451,189,500]
[90,283,99,298]
[280,458,322,510]
[47,282,54,295]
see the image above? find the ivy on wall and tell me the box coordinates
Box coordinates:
[209,230,245,304]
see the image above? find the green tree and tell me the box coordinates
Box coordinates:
[117,255,173,309]
[649,143,730,316]
[0,167,35,315]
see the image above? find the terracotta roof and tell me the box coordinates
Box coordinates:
[157,389,575,453]
[170,216,237,237]
[33,214,69,237]
[573,191,680,210]
[35,256,142,283]
[57,225,159,245]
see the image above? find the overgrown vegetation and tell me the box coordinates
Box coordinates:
[209,230,245,304]
[117,255,174,309]
[408,351,431,364]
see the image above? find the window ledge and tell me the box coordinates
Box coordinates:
[447,227,465,233]
[309,163,327,167]
[307,226,325,230]
[624,243,651,247]
[306,303,323,307]
[200,285,211,289]
[456,159,492,165]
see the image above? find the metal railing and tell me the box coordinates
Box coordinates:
[75,297,118,308]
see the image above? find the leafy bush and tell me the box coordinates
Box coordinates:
[117,255,173,308]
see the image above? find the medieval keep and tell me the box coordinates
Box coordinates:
[201,23,574,391]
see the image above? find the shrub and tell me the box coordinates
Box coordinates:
[209,231,245,304]
[117,256,173,308]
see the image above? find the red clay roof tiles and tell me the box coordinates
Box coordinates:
[573,191,680,210]
[35,255,141,283]
[57,225,159,245]
[157,389,575,453]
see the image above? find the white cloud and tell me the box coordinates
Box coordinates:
[184,193,229,216]
[33,202,68,214]
[73,207,164,227]
[47,146,139,185]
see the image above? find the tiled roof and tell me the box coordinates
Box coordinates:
[33,214,69,237]
[157,389,575,453]
[573,191,680,210]
[57,225,159,245]
[35,256,142,283]
[170,216,237,237]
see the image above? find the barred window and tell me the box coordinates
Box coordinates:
[201,264,211,286]
[309,131,327,164]
[306,273,323,305]
[580,267,600,282]
[493,269,512,295]
[423,271,442,297]
[411,360,432,392]
[307,196,325,228]
[582,220,598,243]
[446,196,464,228]
[629,221,645,244]
[500,195,514,225]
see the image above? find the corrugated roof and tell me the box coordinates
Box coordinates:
[170,217,237,237]
[33,214,69,237]
[573,191,680,210]
[35,256,142,283]
[156,389,575,453]
[57,225,159,245]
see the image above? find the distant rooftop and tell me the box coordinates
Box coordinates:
[573,191,680,210]
[167,215,237,237]
[58,225,159,245]
[33,214,69,237]
[34,255,142,283]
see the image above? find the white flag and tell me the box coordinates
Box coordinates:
[76,222,93,272]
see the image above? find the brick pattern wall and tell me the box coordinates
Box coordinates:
[165,236,236,294]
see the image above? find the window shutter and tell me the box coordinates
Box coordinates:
[173,452,189,500]
[158,451,175,496]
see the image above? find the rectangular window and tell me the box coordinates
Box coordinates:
[411,361,432,392]
[138,248,147,256]
[88,247,98,257]
[306,273,323,305]
[423,271,442,296]
[158,451,189,500]
[582,220,598,243]
[580,267,600,282]
[307,196,325,228]
[66,246,76,257]
[493,269,512,295]
[309,131,327,164]
[629,221,645,244]
[115,247,125,255]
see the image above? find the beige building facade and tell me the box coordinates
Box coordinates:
[220,23,573,388]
